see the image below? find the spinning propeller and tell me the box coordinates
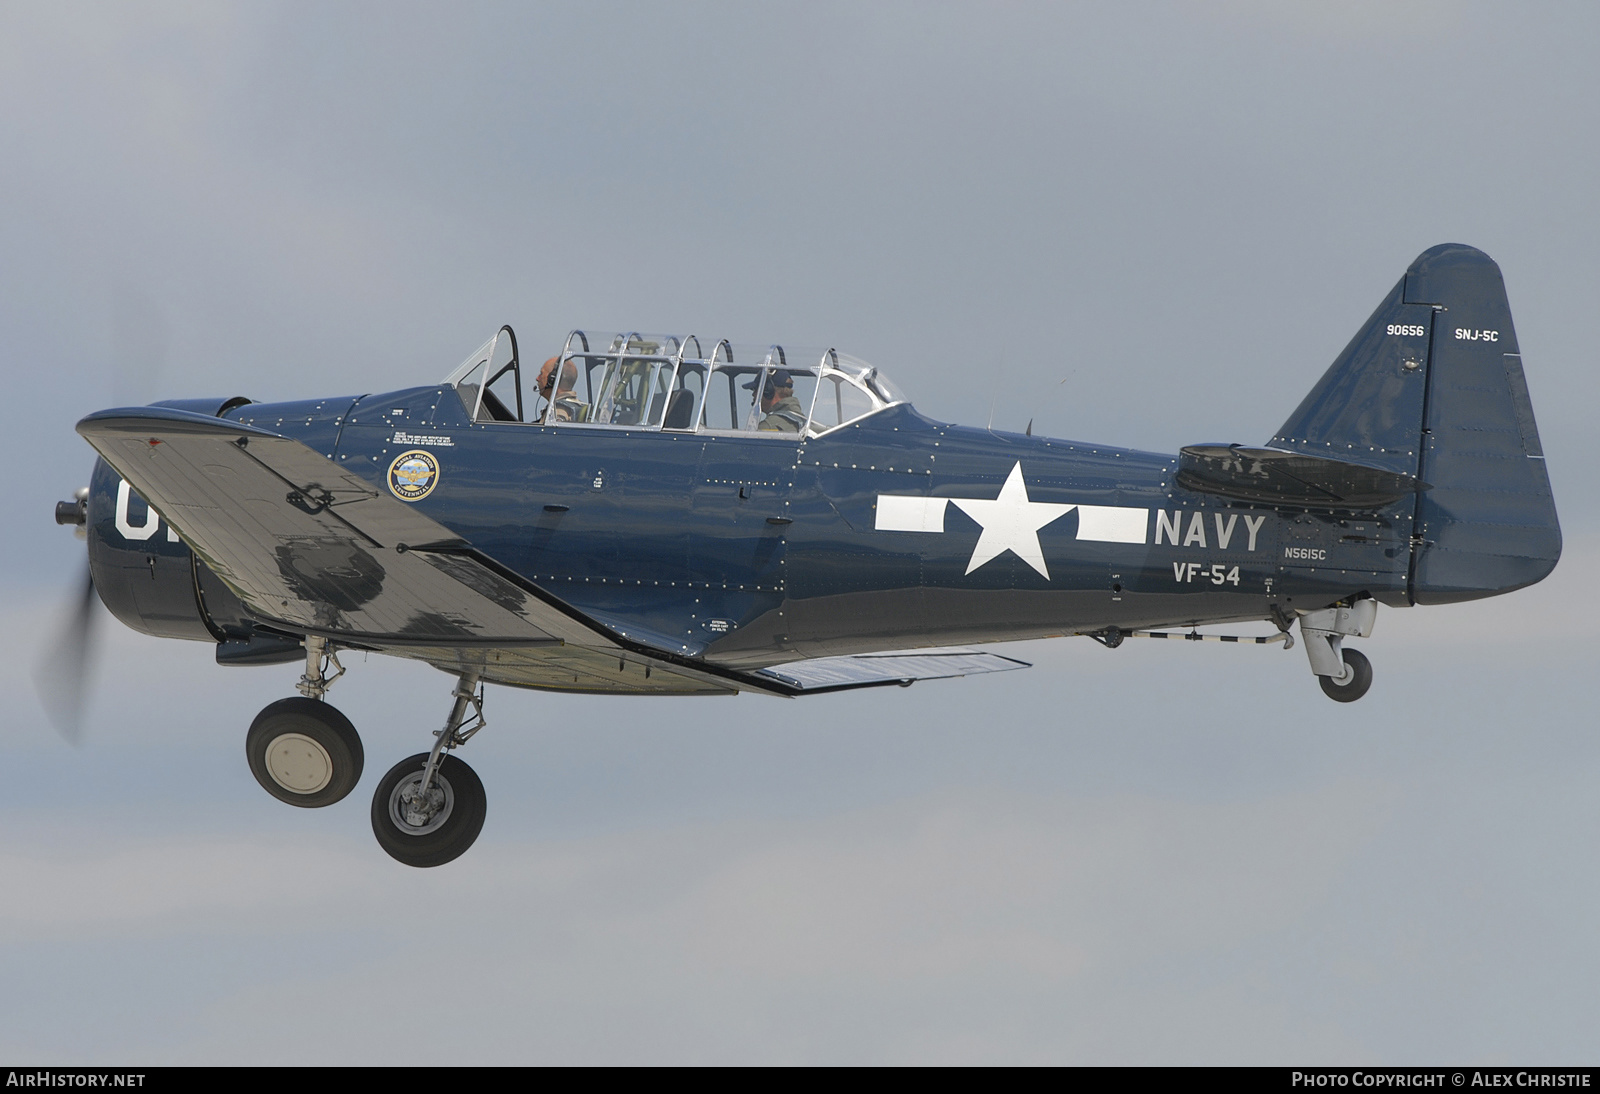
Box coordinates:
[37,490,94,743]
[36,293,169,743]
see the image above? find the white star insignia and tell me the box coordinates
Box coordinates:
[950,461,1074,579]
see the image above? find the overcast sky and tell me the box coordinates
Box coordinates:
[2,1,1598,1064]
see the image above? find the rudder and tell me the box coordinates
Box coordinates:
[1403,244,1559,603]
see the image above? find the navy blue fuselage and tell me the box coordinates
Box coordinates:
[171,388,1400,669]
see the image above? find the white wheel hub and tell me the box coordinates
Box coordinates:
[264,732,334,794]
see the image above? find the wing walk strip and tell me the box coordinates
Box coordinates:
[78,408,1029,697]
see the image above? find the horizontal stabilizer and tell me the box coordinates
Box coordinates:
[1177,445,1427,509]
[755,648,1029,692]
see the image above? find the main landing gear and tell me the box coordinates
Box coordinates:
[369,673,488,869]
[246,697,364,807]
[244,638,490,868]
[246,637,363,807]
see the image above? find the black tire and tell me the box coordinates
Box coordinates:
[1318,647,1373,703]
[246,697,364,808]
[370,752,487,868]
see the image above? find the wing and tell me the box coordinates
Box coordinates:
[79,407,1034,699]
[77,407,740,695]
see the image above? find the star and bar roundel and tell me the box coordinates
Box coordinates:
[874,461,1147,580]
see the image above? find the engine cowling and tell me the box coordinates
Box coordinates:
[77,393,385,666]
[86,454,242,642]
[81,396,306,665]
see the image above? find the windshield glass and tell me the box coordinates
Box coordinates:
[445,336,493,420]
[444,327,522,421]
[787,348,903,435]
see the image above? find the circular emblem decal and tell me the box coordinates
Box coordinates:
[388,449,440,502]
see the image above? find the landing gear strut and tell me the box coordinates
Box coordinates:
[246,637,363,807]
[296,635,344,700]
[371,673,489,868]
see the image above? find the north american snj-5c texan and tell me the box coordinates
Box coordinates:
[48,244,1560,867]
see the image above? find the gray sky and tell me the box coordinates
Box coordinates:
[2,1,1598,1064]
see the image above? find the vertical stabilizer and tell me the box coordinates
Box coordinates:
[1272,277,1434,476]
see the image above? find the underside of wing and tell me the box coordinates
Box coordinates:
[754,648,1031,693]
[403,643,739,695]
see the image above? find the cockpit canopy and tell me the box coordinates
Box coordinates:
[443,328,907,437]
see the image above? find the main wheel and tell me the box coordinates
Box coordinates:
[371,752,487,868]
[246,697,364,807]
[1318,647,1373,703]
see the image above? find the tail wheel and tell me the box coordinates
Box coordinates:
[1318,647,1373,703]
[246,697,364,807]
[371,752,487,868]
